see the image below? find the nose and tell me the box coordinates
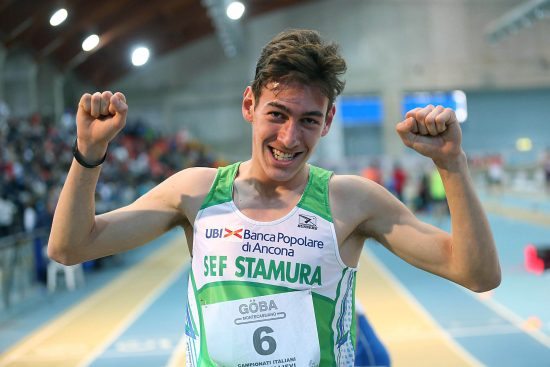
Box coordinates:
[278,120,300,149]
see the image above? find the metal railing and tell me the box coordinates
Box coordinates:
[0,228,50,310]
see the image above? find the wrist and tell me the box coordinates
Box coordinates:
[433,150,468,173]
[73,139,108,168]
[76,139,108,160]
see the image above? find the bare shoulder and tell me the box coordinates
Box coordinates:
[166,166,218,194]
[144,166,216,198]
[328,175,375,225]
[328,174,401,236]
[138,166,218,223]
[329,174,385,209]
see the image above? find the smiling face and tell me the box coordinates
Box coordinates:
[242,81,335,184]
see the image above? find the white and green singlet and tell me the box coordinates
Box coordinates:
[185,162,357,366]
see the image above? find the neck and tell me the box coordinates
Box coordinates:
[238,160,309,197]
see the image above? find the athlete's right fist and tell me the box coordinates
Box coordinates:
[76,91,128,160]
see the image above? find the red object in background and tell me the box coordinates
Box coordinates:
[393,167,407,194]
[524,244,550,275]
[362,166,382,185]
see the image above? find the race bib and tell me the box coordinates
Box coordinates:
[202,289,320,366]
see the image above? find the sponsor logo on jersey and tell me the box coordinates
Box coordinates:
[298,214,317,230]
[235,256,322,285]
[224,228,243,239]
[243,229,324,249]
[205,227,243,241]
[205,227,324,250]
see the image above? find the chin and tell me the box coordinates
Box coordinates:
[265,158,306,182]
[267,168,298,182]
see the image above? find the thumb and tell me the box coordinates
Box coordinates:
[76,93,92,121]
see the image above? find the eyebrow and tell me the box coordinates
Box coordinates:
[266,101,325,118]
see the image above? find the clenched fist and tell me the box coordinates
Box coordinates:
[76,91,128,161]
[396,104,463,165]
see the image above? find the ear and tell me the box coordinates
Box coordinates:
[321,104,336,137]
[242,86,255,123]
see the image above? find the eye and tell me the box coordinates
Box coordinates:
[302,118,320,126]
[268,111,286,121]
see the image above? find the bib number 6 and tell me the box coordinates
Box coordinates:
[253,326,277,355]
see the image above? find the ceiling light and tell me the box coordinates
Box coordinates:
[82,34,100,52]
[516,137,533,152]
[50,8,68,26]
[453,90,468,123]
[203,0,245,57]
[131,47,150,66]
[226,1,245,20]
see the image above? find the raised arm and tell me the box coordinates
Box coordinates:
[47,92,185,265]
[346,106,500,293]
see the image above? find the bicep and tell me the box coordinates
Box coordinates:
[81,176,187,261]
[359,185,453,278]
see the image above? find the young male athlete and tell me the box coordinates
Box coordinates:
[48,29,501,366]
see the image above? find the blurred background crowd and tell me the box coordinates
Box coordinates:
[0,102,233,292]
[0,104,232,237]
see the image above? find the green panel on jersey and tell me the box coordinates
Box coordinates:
[312,292,338,364]
[331,268,356,362]
[350,273,357,352]
[200,162,240,210]
[297,165,333,222]
[196,280,331,305]
[189,270,216,366]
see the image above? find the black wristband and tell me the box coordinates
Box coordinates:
[72,140,107,168]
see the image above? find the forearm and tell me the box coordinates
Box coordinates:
[436,152,501,291]
[48,158,102,264]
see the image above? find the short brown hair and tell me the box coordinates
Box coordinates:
[251,29,347,106]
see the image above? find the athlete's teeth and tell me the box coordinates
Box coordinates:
[272,148,294,161]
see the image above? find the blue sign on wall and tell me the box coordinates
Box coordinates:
[402,90,467,122]
[338,90,467,126]
[339,96,383,126]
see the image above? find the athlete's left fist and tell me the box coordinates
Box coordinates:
[396,105,463,162]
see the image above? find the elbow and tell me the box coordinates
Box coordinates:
[465,270,502,293]
[47,243,82,266]
[468,278,501,293]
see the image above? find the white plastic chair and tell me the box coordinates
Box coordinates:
[43,247,85,292]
